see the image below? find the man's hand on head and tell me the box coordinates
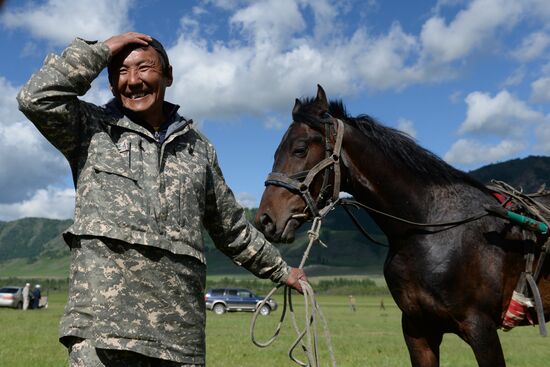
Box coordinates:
[285,267,308,294]
[104,32,153,57]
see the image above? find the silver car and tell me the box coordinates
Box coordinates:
[0,286,24,309]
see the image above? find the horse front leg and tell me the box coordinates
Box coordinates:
[402,314,443,367]
[460,313,505,367]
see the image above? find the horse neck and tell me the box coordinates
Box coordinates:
[339,126,433,235]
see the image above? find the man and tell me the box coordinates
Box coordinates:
[348,294,356,312]
[18,32,306,366]
[32,284,42,309]
[22,283,30,311]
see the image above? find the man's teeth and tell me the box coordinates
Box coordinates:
[130,93,146,99]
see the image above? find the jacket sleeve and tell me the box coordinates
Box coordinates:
[16,38,110,161]
[203,145,290,284]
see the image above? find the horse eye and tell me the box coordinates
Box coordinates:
[293,146,308,157]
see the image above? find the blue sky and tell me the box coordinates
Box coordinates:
[1,0,549,220]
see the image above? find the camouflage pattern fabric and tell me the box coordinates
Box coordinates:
[17,38,290,363]
[63,237,206,364]
[70,338,204,366]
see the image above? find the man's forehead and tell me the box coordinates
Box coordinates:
[115,46,161,66]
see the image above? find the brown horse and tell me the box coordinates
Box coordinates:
[255,85,550,366]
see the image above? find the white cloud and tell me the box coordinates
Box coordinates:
[396,118,417,138]
[0,77,24,124]
[0,76,71,205]
[235,192,257,208]
[449,90,463,104]
[531,77,550,103]
[0,187,75,221]
[263,116,285,130]
[444,138,525,166]
[82,77,113,106]
[459,90,545,137]
[535,123,550,153]
[230,0,306,49]
[420,0,522,63]
[0,120,70,204]
[0,0,132,45]
[501,67,525,87]
[511,31,550,63]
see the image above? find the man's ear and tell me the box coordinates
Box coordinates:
[165,65,173,87]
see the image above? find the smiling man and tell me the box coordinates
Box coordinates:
[17,32,306,367]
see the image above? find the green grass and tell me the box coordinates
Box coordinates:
[1,291,549,366]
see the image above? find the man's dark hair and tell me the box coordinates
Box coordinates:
[107,37,170,85]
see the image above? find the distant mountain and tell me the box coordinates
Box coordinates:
[0,217,71,262]
[1,155,549,278]
[468,155,550,193]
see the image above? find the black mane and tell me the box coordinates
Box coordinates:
[297,97,487,188]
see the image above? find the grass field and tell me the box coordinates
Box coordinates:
[0,290,549,366]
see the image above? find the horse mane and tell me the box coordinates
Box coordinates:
[296,97,488,189]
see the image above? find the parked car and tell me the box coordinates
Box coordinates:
[0,286,24,309]
[205,287,277,316]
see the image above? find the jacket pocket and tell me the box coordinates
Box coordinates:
[93,160,137,182]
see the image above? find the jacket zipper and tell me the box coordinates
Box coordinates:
[154,131,161,168]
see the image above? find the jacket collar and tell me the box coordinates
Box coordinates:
[104,99,191,140]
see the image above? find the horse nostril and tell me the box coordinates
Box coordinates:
[260,213,271,227]
[258,213,275,234]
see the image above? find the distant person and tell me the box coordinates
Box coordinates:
[31,284,41,309]
[348,295,356,312]
[22,283,30,310]
[380,299,386,311]
[17,32,306,366]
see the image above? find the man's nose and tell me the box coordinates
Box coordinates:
[127,69,141,86]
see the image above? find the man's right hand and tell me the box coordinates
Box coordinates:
[104,32,153,57]
[285,267,308,294]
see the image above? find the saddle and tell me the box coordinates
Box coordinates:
[486,180,550,335]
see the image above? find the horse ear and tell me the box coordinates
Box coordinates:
[315,84,329,110]
[292,98,302,115]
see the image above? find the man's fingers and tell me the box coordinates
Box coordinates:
[104,32,154,56]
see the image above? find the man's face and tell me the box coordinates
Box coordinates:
[110,46,173,126]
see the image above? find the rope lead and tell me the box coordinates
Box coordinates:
[251,217,337,367]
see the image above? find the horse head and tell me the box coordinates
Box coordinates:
[256,85,343,243]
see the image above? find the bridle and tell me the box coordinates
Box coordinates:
[264,116,345,218]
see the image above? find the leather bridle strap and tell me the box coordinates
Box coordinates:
[265,118,345,218]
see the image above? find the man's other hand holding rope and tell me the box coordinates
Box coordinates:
[285,268,308,293]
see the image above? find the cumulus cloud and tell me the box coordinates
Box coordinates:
[396,118,417,139]
[420,0,522,63]
[531,77,550,103]
[0,76,71,205]
[511,31,550,63]
[0,120,70,204]
[0,77,24,124]
[263,115,285,130]
[444,138,525,165]
[0,0,132,45]
[501,67,526,87]
[0,187,75,221]
[235,192,257,208]
[535,123,550,153]
[458,90,545,137]
[166,6,423,121]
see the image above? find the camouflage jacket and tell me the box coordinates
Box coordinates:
[17,38,289,283]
